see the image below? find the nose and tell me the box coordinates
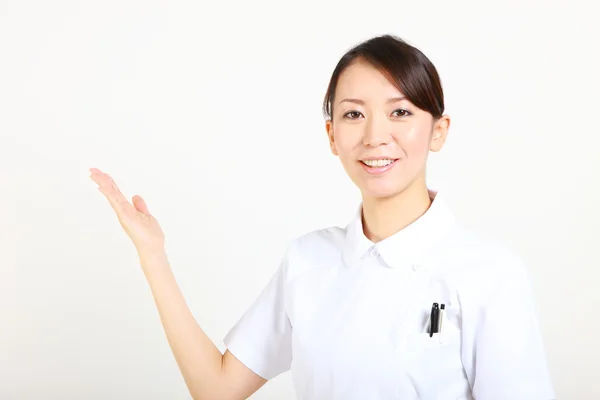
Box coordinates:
[362,115,391,147]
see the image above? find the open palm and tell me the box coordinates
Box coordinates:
[89,168,165,255]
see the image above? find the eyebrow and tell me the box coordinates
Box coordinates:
[338,96,407,105]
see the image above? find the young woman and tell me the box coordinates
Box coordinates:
[90,35,555,399]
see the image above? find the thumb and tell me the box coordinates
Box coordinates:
[132,195,151,216]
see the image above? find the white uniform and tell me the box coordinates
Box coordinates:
[224,191,555,399]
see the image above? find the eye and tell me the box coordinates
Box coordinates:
[392,109,411,117]
[343,110,363,119]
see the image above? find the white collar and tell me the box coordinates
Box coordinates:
[342,189,457,269]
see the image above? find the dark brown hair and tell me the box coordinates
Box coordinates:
[322,34,444,121]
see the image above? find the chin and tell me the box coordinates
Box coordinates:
[361,182,405,200]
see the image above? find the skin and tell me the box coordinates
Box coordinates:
[89,57,451,399]
[89,168,265,400]
[326,59,451,242]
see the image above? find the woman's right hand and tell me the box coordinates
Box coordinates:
[89,168,165,256]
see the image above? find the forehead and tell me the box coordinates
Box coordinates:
[336,60,403,99]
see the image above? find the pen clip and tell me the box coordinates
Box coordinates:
[438,303,445,334]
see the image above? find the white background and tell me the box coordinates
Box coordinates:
[2,0,599,398]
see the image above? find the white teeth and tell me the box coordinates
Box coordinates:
[362,159,395,167]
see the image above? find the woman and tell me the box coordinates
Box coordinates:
[90,35,555,399]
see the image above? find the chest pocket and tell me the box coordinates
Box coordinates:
[403,329,471,400]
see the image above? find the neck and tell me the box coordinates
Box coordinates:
[361,178,433,243]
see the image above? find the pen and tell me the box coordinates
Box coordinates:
[429,302,439,337]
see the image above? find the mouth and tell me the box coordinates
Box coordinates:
[359,158,399,175]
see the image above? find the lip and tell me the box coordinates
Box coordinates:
[359,158,399,175]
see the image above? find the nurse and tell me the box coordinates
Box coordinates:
[90,34,555,399]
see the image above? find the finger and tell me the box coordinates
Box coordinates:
[132,195,150,216]
[98,184,131,217]
[90,170,133,216]
[90,169,124,198]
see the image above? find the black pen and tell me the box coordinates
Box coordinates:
[429,302,439,337]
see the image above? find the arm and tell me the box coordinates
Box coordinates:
[89,168,282,399]
[141,251,266,400]
[470,257,555,399]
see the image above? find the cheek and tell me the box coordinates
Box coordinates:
[396,128,431,157]
[333,128,360,155]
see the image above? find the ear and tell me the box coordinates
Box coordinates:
[429,114,451,152]
[325,119,338,156]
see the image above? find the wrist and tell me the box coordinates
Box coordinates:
[138,248,170,271]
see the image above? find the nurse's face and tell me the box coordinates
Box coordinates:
[326,60,450,200]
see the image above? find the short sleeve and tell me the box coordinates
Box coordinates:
[471,257,555,399]
[223,245,293,380]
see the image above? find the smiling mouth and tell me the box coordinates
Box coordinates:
[360,158,398,168]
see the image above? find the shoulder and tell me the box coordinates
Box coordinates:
[291,225,346,253]
[281,225,347,282]
[425,224,538,316]
[435,223,532,288]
